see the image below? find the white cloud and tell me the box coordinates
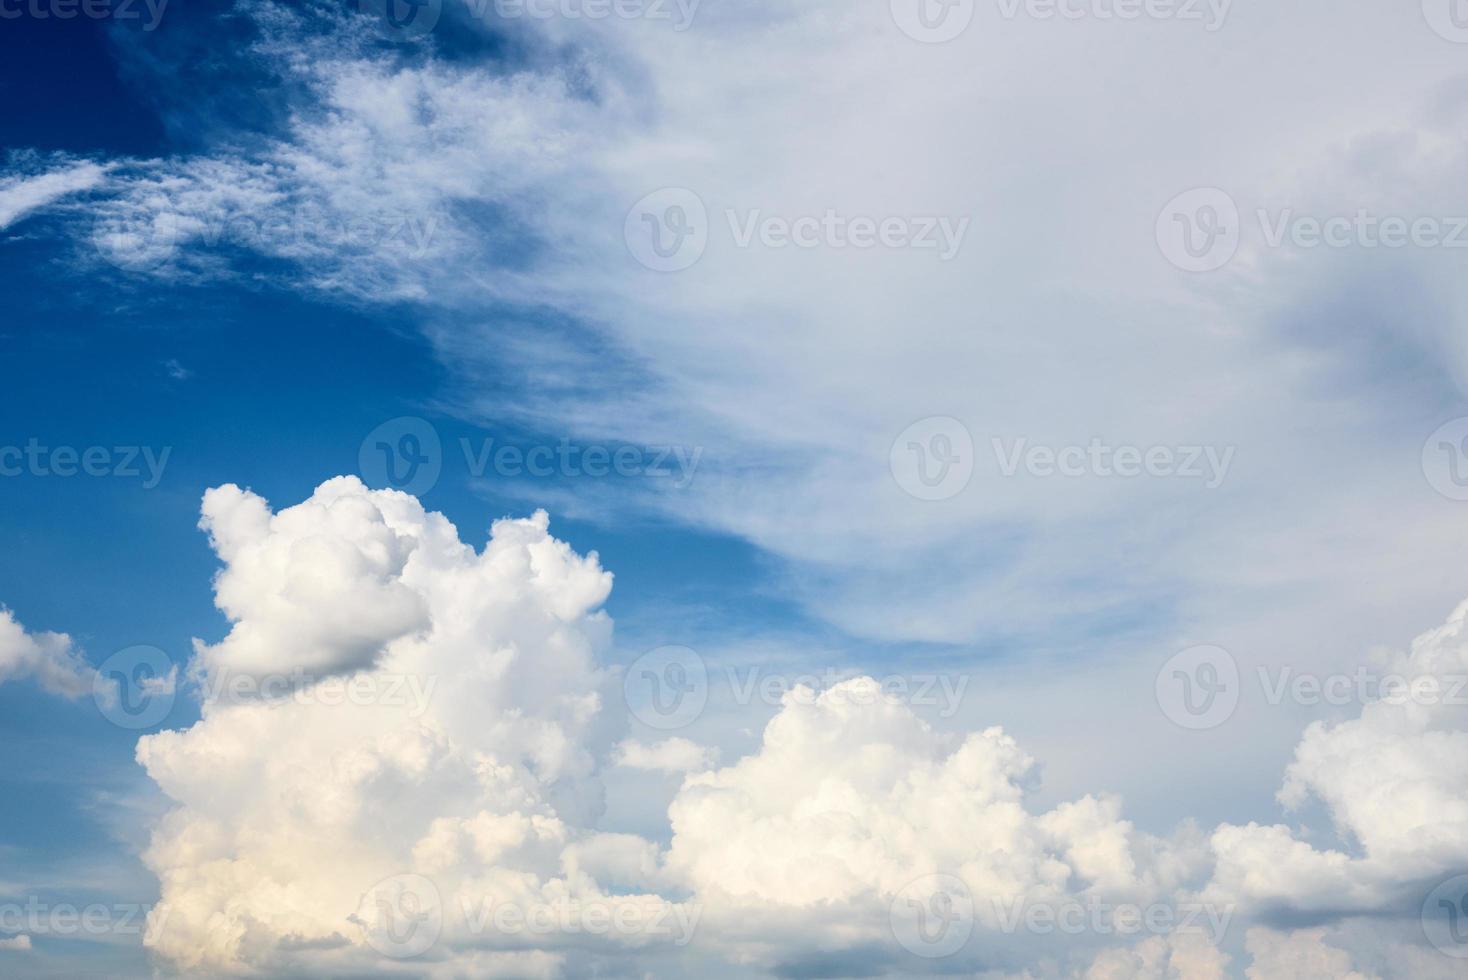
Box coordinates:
[1080,932,1230,980]
[613,737,718,773]
[664,677,1211,973]
[15,3,1468,973]
[0,161,106,230]
[1242,928,1377,980]
[121,483,1468,976]
[0,934,31,951]
[191,479,433,682]
[1206,598,1468,914]
[137,478,702,975]
[0,607,94,698]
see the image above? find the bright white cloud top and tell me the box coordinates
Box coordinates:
[102,478,1465,977]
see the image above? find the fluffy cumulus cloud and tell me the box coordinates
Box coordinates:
[1240,928,1377,980]
[137,477,696,976]
[1206,599,1468,916]
[612,736,719,773]
[1078,932,1230,980]
[663,677,1214,975]
[191,480,433,681]
[0,607,95,697]
[124,479,1468,977]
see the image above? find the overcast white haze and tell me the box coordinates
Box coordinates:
[5,0,1468,976]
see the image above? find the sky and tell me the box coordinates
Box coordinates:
[4,0,1468,977]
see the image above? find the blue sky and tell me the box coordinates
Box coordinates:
[6,1,1468,977]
